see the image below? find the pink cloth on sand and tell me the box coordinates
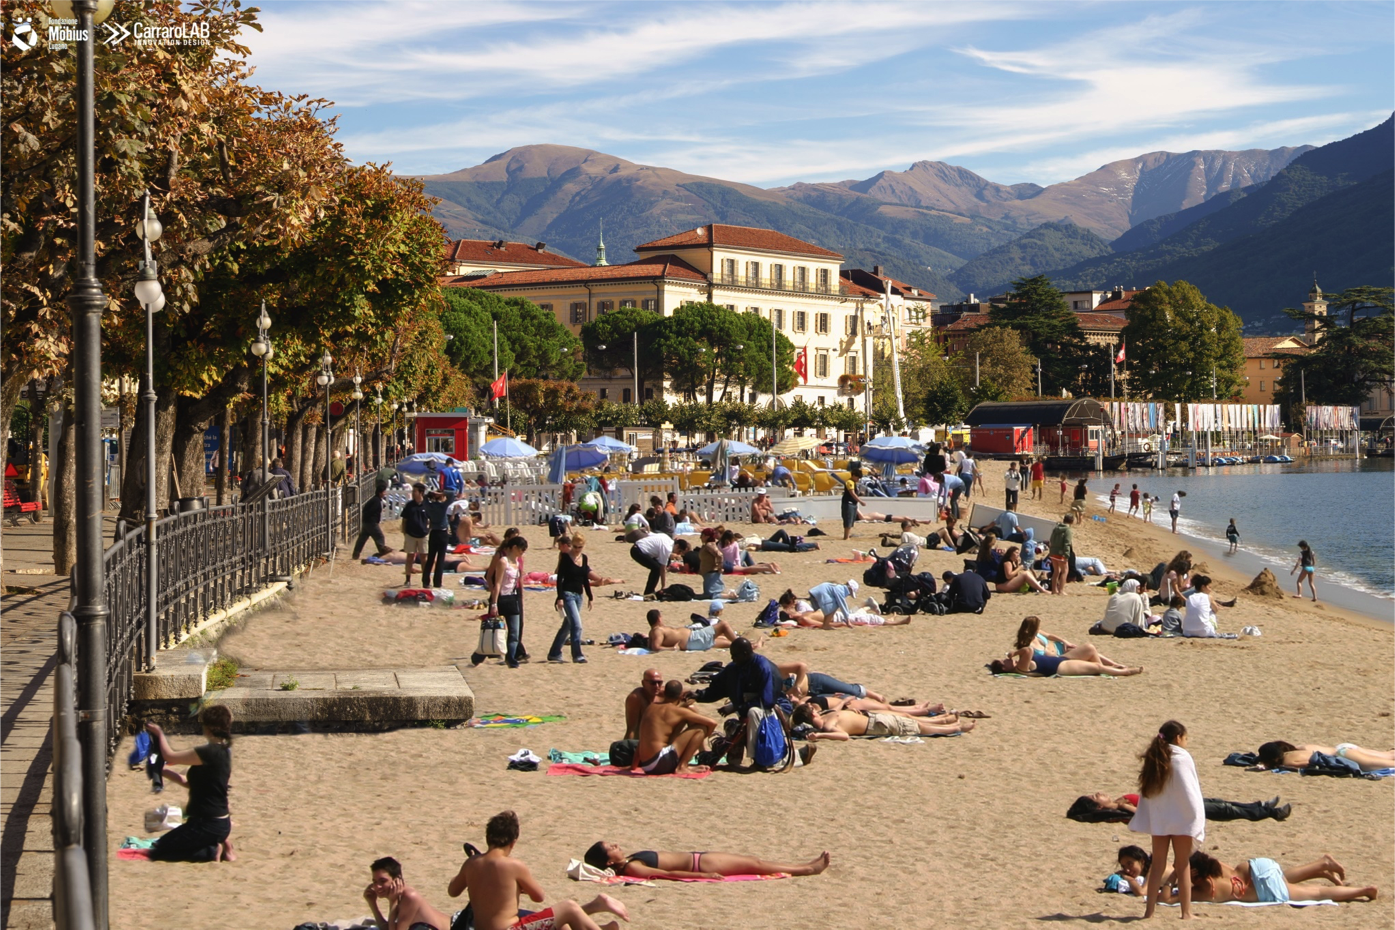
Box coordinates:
[546,763,711,779]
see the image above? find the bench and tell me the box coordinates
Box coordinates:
[967,503,1057,548]
[4,479,42,525]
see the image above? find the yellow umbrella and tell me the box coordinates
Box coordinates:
[769,435,820,456]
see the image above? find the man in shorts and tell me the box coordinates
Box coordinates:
[1029,458,1045,500]
[363,855,451,930]
[448,810,629,930]
[793,704,973,740]
[399,484,431,587]
[632,680,715,775]
[646,609,741,652]
[1048,514,1074,595]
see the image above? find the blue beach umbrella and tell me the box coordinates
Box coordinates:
[582,435,636,453]
[563,444,610,470]
[394,452,464,475]
[479,437,540,458]
[862,435,924,465]
[697,439,760,457]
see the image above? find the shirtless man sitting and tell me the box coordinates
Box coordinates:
[449,810,630,930]
[623,669,664,740]
[454,509,503,548]
[750,492,784,524]
[633,680,716,775]
[793,703,975,741]
[646,609,745,653]
[363,856,450,930]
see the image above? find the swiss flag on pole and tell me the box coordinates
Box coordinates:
[490,371,508,399]
[794,347,808,384]
[1115,342,1126,364]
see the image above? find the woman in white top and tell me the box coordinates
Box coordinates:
[1181,575,1229,638]
[622,504,649,531]
[1129,720,1204,919]
[1098,579,1151,634]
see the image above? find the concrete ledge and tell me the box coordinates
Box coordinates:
[204,666,475,725]
[132,646,217,701]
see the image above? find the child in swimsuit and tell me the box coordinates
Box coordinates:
[1225,520,1239,553]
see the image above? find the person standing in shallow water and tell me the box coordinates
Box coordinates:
[1290,540,1317,601]
[1225,519,1240,554]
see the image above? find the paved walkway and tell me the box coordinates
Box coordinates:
[2,520,69,930]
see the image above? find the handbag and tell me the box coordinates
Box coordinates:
[751,710,787,768]
[476,617,507,657]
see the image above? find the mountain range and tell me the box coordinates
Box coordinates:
[416,116,1392,332]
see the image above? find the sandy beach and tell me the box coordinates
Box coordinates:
[106,466,1395,929]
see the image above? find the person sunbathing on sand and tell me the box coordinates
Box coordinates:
[450,811,630,930]
[364,856,450,930]
[1256,740,1395,773]
[775,589,910,628]
[583,841,830,882]
[856,509,923,526]
[632,680,716,775]
[793,692,957,719]
[1021,616,1133,670]
[793,702,974,740]
[1170,851,1377,905]
[988,616,1142,677]
[646,609,745,652]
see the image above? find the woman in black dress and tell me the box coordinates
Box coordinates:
[840,480,863,540]
[147,705,235,862]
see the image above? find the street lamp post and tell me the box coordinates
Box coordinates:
[351,371,364,481]
[373,387,384,469]
[134,192,164,678]
[250,303,273,476]
[61,0,118,922]
[389,400,399,460]
[316,352,334,553]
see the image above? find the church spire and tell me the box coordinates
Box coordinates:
[594,220,608,266]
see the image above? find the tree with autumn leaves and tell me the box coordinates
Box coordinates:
[1,0,457,568]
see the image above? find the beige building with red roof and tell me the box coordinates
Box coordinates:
[442,239,587,280]
[448,223,934,408]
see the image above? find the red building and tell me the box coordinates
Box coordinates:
[413,412,472,460]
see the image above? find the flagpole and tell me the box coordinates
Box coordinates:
[505,372,511,432]
[493,320,499,411]
[885,279,906,426]
[1110,343,1115,399]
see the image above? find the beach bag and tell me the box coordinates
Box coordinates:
[626,633,650,650]
[752,711,787,768]
[144,804,182,833]
[476,617,507,657]
[733,580,760,603]
[608,739,639,768]
[658,584,695,602]
[753,599,782,628]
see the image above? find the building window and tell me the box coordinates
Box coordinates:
[622,388,632,403]
[906,305,926,324]
[1273,359,1282,370]
[570,302,587,324]
[537,303,553,313]
[845,314,858,336]
[793,310,807,333]
[815,312,830,334]
[599,388,608,400]
[771,264,784,289]
[645,387,654,401]
[816,268,830,293]
[597,300,613,315]
[771,308,783,330]
[845,353,858,376]
[620,299,636,309]
[641,298,658,311]
[816,395,825,406]
[724,304,736,312]
[815,350,829,379]
[720,258,737,284]
[746,261,761,286]
[793,266,808,292]
[1260,381,1266,392]
[747,306,760,314]
[424,429,455,455]
[1258,359,1265,369]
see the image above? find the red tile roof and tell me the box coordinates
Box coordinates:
[1094,289,1145,313]
[942,313,992,332]
[839,269,935,301]
[442,254,708,289]
[445,239,587,268]
[1242,336,1311,357]
[941,312,1124,333]
[635,224,842,259]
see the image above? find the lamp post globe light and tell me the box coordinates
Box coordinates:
[135,191,164,685]
[250,303,273,478]
[55,0,120,919]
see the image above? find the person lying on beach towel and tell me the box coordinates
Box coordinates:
[774,589,910,628]
[1256,740,1395,774]
[792,703,974,740]
[365,550,476,572]
[631,680,715,775]
[855,509,924,526]
[1022,617,1134,670]
[450,811,630,930]
[646,610,746,652]
[1169,852,1377,905]
[582,841,829,882]
[1068,792,1291,824]
[989,616,1142,678]
[793,692,971,720]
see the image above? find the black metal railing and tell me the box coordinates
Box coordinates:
[56,472,378,929]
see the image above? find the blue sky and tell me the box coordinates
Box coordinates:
[240,1,1394,187]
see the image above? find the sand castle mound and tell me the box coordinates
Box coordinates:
[1243,567,1286,599]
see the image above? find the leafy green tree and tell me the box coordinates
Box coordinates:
[442,289,584,395]
[1121,281,1245,400]
[988,275,1089,395]
[821,402,865,436]
[592,401,637,429]
[507,378,595,442]
[653,303,795,403]
[921,377,969,426]
[579,307,663,398]
[963,327,1037,398]
[1274,286,1394,407]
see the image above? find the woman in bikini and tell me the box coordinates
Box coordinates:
[989,616,1142,677]
[1023,616,1131,670]
[1172,851,1377,905]
[582,842,830,881]
[1256,740,1395,773]
[993,545,1049,594]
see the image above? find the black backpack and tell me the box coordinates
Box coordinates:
[627,632,650,649]
[658,583,695,601]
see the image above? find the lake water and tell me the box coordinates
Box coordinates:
[1088,458,1394,620]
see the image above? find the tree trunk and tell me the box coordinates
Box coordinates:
[51,394,76,575]
[0,368,31,585]
[284,404,311,485]
[215,405,233,505]
[173,401,212,506]
[238,412,261,476]
[116,390,177,530]
[300,422,318,492]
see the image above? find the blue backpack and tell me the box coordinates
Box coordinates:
[752,711,787,768]
[753,599,781,628]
